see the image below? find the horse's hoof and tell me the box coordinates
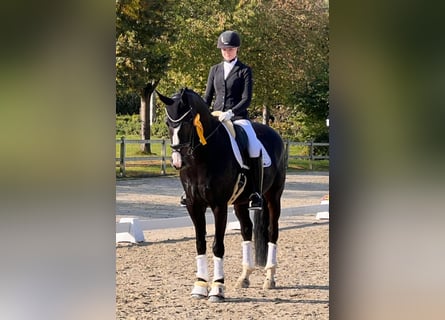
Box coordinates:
[208,282,225,302]
[208,295,225,303]
[235,278,250,288]
[191,280,208,299]
[263,278,276,290]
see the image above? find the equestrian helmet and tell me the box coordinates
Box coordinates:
[217,31,241,48]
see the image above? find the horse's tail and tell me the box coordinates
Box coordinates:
[254,206,269,267]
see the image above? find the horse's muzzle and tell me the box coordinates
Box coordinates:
[171,151,182,169]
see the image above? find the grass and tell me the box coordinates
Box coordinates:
[116,135,329,178]
[287,158,329,171]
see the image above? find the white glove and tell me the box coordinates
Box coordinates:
[218,109,234,122]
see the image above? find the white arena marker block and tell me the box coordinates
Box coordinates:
[315,211,329,220]
[227,221,241,230]
[116,217,145,243]
[316,194,329,220]
[320,194,329,205]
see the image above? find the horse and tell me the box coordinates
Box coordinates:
[157,87,286,302]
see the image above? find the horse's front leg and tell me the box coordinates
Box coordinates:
[233,203,255,288]
[208,204,228,302]
[188,204,209,299]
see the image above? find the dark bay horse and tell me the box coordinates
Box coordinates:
[157,88,286,302]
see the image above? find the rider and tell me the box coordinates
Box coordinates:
[201,30,263,210]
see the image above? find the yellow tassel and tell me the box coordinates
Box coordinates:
[193,114,207,145]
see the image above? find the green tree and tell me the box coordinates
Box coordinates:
[156,0,234,94]
[294,70,329,141]
[162,0,328,141]
[116,0,174,152]
[238,0,328,141]
[290,0,329,141]
[124,0,329,143]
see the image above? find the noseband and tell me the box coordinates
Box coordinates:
[168,114,194,153]
[165,92,199,153]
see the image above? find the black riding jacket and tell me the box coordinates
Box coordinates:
[203,60,253,120]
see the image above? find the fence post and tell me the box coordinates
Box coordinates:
[285,140,290,169]
[309,140,314,170]
[161,139,166,175]
[120,136,126,177]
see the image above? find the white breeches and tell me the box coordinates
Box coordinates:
[233,119,262,158]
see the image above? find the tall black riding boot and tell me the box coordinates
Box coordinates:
[248,154,263,210]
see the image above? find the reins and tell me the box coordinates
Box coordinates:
[187,121,222,155]
[167,90,223,156]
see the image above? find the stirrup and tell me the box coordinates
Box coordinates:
[180,193,187,207]
[248,192,263,210]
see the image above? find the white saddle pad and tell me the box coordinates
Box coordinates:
[221,123,272,169]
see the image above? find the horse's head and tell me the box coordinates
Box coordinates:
[157,88,211,169]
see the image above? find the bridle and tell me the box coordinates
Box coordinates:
[166,93,222,156]
[166,107,192,124]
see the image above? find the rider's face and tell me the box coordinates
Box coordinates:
[221,47,238,61]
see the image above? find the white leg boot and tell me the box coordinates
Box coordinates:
[236,241,255,288]
[263,242,277,289]
[208,256,225,302]
[191,255,209,298]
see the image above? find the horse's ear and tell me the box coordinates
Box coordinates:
[156,90,174,106]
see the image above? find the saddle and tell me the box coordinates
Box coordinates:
[211,111,249,167]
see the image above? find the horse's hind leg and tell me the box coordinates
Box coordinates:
[233,203,255,288]
[263,193,282,289]
[263,243,278,289]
